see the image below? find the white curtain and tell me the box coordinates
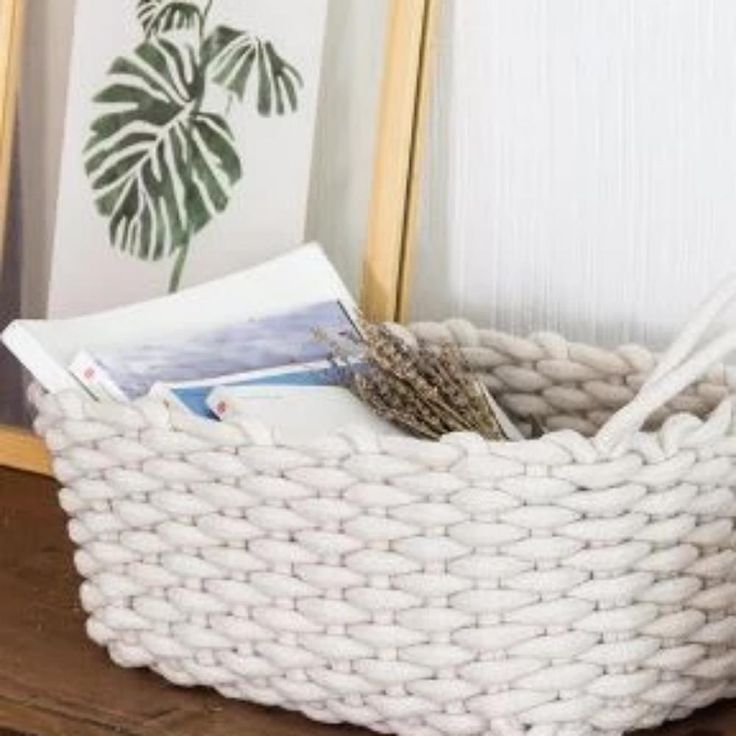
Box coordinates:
[411,0,736,349]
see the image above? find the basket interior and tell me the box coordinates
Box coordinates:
[411,320,734,439]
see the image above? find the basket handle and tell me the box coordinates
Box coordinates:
[595,275,736,453]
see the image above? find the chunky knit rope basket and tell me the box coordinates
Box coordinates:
[32,278,736,736]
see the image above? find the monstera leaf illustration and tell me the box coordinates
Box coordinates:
[137,0,203,38]
[203,26,303,114]
[85,39,242,290]
[86,1,303,292]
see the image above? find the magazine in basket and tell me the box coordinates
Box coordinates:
[2,244,354,395]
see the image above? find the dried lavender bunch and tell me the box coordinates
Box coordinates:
[325,321,507,441]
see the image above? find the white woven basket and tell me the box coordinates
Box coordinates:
[32,278,736,736]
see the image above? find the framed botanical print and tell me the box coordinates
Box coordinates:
[48,0,328,316]
[0,0,439,475]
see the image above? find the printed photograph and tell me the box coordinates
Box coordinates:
[90,299,357,397]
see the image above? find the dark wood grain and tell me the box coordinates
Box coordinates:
[0,466,734,736]
[0,727,36,736]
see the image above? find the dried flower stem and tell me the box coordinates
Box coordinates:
[325,320,508,441]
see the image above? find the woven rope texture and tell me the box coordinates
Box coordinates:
[31,316,736,736]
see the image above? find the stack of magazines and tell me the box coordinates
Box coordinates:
[4,244,523,443]
[2,244,396,443]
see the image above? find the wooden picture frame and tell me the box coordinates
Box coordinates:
[361,0,439,323]
[0,0,438,478]
[0,0,22,249]
[0,0,50,475]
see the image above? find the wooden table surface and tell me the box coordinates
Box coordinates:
[0,466,734,736]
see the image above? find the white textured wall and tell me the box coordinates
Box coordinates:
[412,0,736,350]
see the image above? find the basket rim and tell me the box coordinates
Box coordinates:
[30,379,736,463]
